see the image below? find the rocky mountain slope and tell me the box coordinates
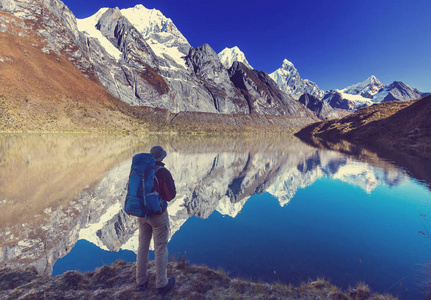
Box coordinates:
[298,93,340,120]
[79,6,313,116]
[296,94,431,158]
[0,0,319,132]
[228,62,315,116]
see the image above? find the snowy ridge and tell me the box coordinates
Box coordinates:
[120,5,188,44]
[341,75,384,99]
[77,4,190,69]
[336,90,373,106]
[120,4,190,68]
[218,46,253,69]
[76,8,122,60]
[216,195,249,218]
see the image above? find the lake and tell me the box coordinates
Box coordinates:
[1,134,430,299]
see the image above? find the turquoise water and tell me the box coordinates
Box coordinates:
[167,179,431,299]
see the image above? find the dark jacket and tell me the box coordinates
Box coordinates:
[155,161,176,203]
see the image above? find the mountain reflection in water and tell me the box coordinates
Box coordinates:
[0,134,430,299]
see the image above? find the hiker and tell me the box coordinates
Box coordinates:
[136,146,176,295]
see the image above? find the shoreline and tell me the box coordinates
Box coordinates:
[1,260,397,299]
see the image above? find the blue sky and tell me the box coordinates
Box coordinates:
[62,0,431,92]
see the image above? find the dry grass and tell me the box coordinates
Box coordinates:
[0,260,397,300]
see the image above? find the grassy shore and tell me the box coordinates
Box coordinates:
[1,260,397,300]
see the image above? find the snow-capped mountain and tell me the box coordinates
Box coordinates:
[0,0,318,119]
[324,76,427,111]
[373,81,424,102]
[341,75,384,99]
[269,59,324,100]
[267,59,427,112]
[0,0,426,121]
[120,5,191,63]
[77,5,191,66]
[218,46,253,69]
[73,4,312,116]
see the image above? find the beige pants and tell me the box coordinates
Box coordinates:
[136,211,170,288]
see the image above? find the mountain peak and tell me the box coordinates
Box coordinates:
[365,75,382,85]
[270,59,323,100]
[341,75,384,99]
[282,58,295,69]
[133,4,146,9]
[218,46,253,69]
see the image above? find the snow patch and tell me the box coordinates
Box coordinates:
[216,196,249,218]
[337,90,373,105]
[77,8,122,61]
[79,201,123,250]
[148,41,187,68]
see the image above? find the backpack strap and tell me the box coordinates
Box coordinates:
[155,165,165,172]
[154,166,167,205]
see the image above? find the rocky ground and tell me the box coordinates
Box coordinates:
[1,260,396,300]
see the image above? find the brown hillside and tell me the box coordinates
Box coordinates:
[0,10,149,133]
[296,95,431,158]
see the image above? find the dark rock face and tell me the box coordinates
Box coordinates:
[383,81,424,102]
[323,91,357,111]
[96,8,157,67]
[185,44,248,113]
[298,93,339,119]
[228,62,315,117]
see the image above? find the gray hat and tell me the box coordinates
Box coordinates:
[150,146,167,162]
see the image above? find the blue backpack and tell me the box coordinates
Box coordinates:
[124,153,167,218]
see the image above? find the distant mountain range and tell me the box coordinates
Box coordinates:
[0,0,428,132]
[220,49,428,111]
[267,59,427,111]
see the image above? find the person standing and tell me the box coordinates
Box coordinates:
[136,146,176,295]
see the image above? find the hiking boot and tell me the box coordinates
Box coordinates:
[136,280,148,291]
[156,277,175,295]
